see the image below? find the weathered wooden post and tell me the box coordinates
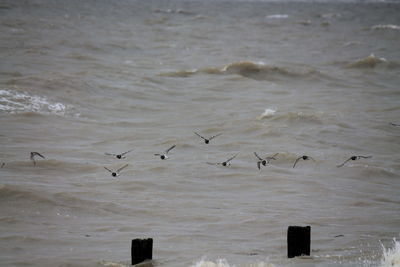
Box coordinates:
[287,226,311,258]
[131,238,153,265]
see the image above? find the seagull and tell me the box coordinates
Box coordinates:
[105,149,133,159]
[154,145,176,160]
[194,132,222,144]
[104,164,129,177]
[390,122,400,127]
[293,155,315,168]
[254,152,278,170]
[336,155,372,168]
[30,152,45,166]
[207,153,238,166]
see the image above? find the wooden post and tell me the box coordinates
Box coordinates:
[131,238,153,265]
[287,226,311,258]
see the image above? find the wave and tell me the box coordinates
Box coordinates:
[269,111,324,124]
[345,54,388,69]
[371,24,400,31]
[266,14,289,19]
[160,61,323,81]
[381,238,400,267]
[191,258,275,267]
[0,89,78,117]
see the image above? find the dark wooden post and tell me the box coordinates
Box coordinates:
[287,226,311,258]
[131,238,153,265]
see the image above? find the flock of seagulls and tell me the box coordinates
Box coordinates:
[1,127,385,175]
[96,131,372,176]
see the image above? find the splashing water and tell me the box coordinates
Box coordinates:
[381,239,400,267]
[0,89,76,116]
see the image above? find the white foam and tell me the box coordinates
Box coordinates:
[259,108,277,119]
[191,258,232,267]
[266,14,289,19]
[191,258,275,267]
[0,89,73,116]
[381,238,400,267]
[372,24,400,31]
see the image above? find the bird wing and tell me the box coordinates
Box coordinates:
[194,132,206,140]
[117,164,129,173]
[293,157,302,168]
[209,133,222,140]
[105,153,117,156]
[121,149,133,156]
[358,155,372,159]
[166,145,176,154]
[270,153,279,159]
[32,152,45,159]
[206,162,218,165]
[336,157,352,168]
[104,167,113,173]
[308,156,316,162]
[257,161,261,170]
[226,154,238,163]
[254,152,263,160]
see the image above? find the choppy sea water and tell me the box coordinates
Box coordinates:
[1,0,400,266]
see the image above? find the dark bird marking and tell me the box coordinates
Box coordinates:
[105,149,133,159]
[207,153,238,167]
[194,132,222,144]
[30,152,45,166]
[104,164,129,177]
[154,145,176,160]
[293,155,315,168]
[254,152,278,170]
[336,155,372,168]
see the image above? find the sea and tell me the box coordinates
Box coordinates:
[0,0,399,266]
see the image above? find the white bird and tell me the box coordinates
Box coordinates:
[194,132,222,144]
[154,145,176,160]
[207,154,238,167]
[30,152,45,166]
[293,155,315,168]
[104,164,129,177]
[336,155,372,168]
[105,149,133,159]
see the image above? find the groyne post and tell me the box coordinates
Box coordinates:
[131,238,153,265]
[287,226,311,258]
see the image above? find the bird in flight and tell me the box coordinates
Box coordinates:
[194,132,222,144]
[30,152,45,166]
[105,149,133,159]
[254,152,278,170]
[293,155,315,168]
[207,153,238,167]
[104,164,129,177]
[336,155,372,168]
[154,145,176,160]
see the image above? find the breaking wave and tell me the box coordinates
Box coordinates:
[345,54,388,69]
[160,61,323,81]
[191,258,275,267]
[371,24,400,31]
[0,89,78,117]
[381,239,400,267]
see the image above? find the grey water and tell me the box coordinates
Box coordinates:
[1,0,400,266]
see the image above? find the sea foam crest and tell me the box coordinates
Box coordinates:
[381,238,400,267]
[191,258,275,267]
[259,108,277,119]
[346,54,387,68]
[0,89,75,116]
[266,14,289,19]
[372,24,400,31]
[191,259,232,267]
